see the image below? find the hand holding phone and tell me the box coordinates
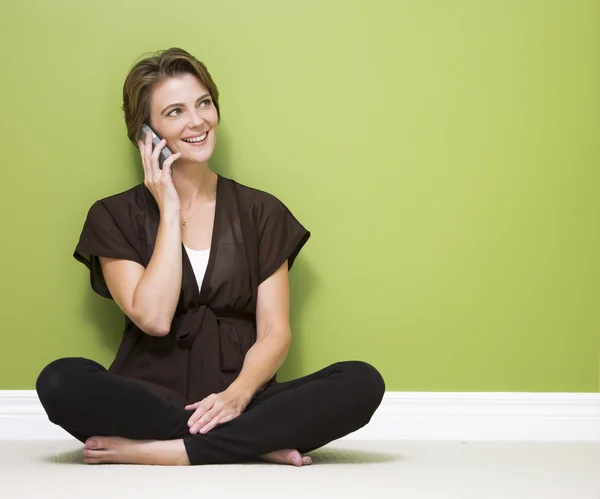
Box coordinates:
[138,124,173,170]
[138,124,181,216]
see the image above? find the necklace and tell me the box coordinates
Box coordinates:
[181,178,218,226]
[181,205,201,226]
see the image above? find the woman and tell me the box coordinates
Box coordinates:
[36,47,385,466]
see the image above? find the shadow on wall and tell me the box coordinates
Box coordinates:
[281,259,317,381]
[82,293,125,355]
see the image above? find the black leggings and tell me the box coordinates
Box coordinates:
[35,358,385,465]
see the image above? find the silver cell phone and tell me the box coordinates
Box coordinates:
[138,124,172,170]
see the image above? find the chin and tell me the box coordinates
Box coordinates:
[189,150,214,163]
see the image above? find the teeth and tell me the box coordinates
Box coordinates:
[183,132,207,143]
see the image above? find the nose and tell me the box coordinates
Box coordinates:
[188,109,205,128]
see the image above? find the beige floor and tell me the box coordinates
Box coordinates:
[0,439,598,499]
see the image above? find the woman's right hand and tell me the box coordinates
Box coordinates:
[139,131,182,218]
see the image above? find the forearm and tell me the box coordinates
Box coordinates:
[227,329,291,399]
[133,212,182,335]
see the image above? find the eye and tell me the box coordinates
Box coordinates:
[167,108,181,117]
[200,98,212,108]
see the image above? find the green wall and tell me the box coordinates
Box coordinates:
[1,0,598,392]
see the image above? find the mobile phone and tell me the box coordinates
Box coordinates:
[138,124,173,170]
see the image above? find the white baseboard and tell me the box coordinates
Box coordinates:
[1,391,599,441]
[347,392,600,441]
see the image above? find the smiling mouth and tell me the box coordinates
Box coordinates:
[181,131,208,144]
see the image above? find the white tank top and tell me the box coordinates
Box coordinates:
[184,245,210,291]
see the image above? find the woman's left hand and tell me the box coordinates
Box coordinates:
[185,389,251,435]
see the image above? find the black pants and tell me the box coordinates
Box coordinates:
[35,358,385,465]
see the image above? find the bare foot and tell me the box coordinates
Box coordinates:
[260,449,313,466]
[83,437,190,466]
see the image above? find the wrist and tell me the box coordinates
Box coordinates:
[226,382,256,404]
[160,209,181,225]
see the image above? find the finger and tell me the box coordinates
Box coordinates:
[138,141,149,178]
[188,396,216,426]
[217,414,235,425]
[162,151,181,177]
[185,401,204,414]
[191,407,222,435]
[198,416,224,435]
[200,408,238,434]
[188,406,209,427]
[144,129,153,161]
[151,138,166,173]
[143,133,154,181]
[145,131,156,165]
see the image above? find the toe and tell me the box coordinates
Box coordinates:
[82,447,115,464]
[289,451,302,467]
[83,448,103,459]
[301,455,313,466]
[85,437,103,450]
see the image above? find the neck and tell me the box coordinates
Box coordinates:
[171,159,217,211]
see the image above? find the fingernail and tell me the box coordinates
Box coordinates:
[88,440,96,447]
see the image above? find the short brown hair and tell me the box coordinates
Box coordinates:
[122,47,221,146]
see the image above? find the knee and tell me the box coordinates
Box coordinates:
[339,360,386,411]
[36,357,88,410]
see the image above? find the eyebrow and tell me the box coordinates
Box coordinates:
[161,93,211,115]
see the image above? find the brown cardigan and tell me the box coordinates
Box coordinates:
[74,175,310,407]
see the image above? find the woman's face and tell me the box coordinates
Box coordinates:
[148,73,218,165]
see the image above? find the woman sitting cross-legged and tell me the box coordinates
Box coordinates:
[36,47,385,466]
